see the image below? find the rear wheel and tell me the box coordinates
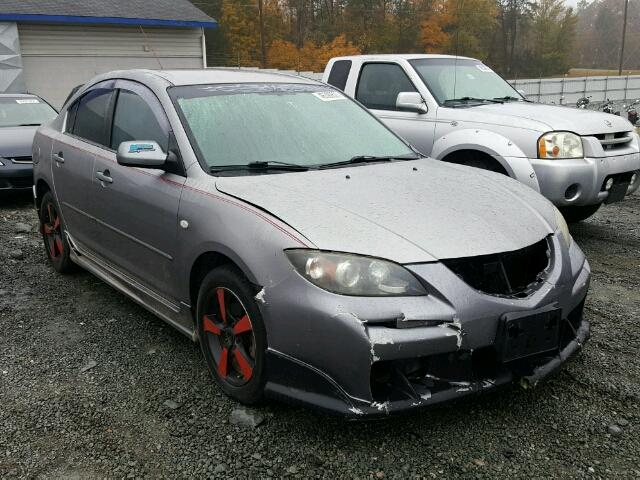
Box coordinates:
[39,191,74,273]
[559,203,602,223]
[197,265,267,404]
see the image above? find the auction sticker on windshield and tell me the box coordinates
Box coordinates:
[16,99,40,104]
[475,64,493,73]
[313,91,346,101]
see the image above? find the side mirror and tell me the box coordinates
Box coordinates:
[116,141,167,168]
[396,92,428,114]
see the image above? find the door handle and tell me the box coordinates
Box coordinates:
[52,152,64,163]
[96,170,113,184]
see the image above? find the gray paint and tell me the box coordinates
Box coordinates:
[33,68,592,416]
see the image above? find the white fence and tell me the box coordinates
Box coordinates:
[510,75,640,106]
[212,66,640,107]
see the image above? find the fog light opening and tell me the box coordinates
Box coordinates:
[605,178,614,191]
[564,183,580,201]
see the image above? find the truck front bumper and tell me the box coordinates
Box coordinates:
[529,152,640,207]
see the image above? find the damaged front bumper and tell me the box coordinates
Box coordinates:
[260,235,591,418]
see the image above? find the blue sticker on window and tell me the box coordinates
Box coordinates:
[129,143,155,153]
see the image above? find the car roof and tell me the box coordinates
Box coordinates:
[99,68,322,87]
[330,54,477,62]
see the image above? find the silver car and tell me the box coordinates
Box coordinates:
[33,69,590,417]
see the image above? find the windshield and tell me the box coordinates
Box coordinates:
[170,83,415,172]
[0,97,57,127]
[409,59,522,105]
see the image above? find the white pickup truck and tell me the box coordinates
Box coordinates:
[323,54,640,222]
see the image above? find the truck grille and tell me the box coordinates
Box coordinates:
[442,237,551,297]
[594,131,633,151]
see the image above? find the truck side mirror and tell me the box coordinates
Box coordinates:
[396,92,428,114]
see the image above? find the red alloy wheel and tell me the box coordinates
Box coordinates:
[42,201,64,260]
[202,287,256,386]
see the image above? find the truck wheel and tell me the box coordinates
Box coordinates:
[196,265,267,405]
[559,203,602,223]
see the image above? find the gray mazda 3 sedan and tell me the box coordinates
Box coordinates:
[32,69,590,417]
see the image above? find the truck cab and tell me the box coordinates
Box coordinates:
[323,54,640,222]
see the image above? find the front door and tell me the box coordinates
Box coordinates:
[355,62,436,155]
[88,82,185,300]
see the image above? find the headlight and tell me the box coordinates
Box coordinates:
[285,250,427,296]
[554,207,572,248]
[538,131,583,159]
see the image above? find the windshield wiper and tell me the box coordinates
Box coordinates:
[17,123,42,127]
[318,154,420,170]
[444,97,504,105]
[492,95,523,102]
[210,160,309,173]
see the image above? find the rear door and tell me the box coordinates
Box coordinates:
[52,83,115,250]
[354,62,436,155]
[88,80,185,299]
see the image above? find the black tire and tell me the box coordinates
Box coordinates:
[196,265,267,404]
[559,203,602,223]
[39,191,75,273]
[456,154,508,175]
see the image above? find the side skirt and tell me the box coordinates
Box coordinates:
[67,234,196,341]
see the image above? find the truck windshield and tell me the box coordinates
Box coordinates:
[170,83,415,173]
[0,97,57,127]
[409,58,523,106]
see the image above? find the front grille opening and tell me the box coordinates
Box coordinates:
[442,238,550,297]
[370,350,502,403]
[594,131,632,151]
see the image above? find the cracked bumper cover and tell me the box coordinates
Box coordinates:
[259,235,591,417]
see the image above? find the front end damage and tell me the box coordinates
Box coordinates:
[259,234,591,418]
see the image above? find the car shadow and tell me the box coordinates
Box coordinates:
[0,190,34,208]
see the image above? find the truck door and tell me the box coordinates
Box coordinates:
[353,62,436,155]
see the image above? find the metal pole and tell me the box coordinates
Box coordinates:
[618,0,629,75]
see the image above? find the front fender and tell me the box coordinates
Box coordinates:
[431,129,540,192]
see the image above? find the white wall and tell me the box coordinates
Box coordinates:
[18,23,205,108]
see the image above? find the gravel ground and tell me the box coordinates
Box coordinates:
[1,190,639,479]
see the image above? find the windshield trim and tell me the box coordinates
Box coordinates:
[167,82,419,177]
[408,58,523,107]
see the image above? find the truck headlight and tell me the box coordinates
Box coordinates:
[285,250,427,296]
[538,131,583,159]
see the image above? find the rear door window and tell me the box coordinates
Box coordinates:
[356,63,417,111]
[110,89,169,151]
[71,88,114,147]
[327,60,352,91]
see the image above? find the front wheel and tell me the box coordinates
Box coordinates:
[559,203,602,223]
[196,265,267,404]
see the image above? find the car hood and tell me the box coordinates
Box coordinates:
[215,159,557,264]
[0,126,38,157]
[438,102,633,135]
